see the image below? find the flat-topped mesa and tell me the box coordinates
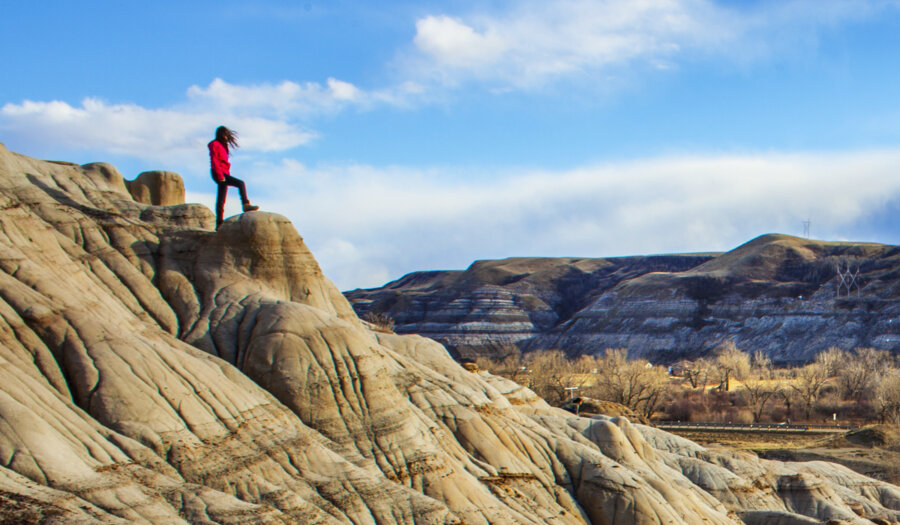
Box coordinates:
[0,143,899,524]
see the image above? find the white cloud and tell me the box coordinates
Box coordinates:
[0,76,402,167]
[185,77,370,116]
[247,149,900,290]
[0,75,434,170]
[0,96,312,166]
[414,15,508,69]
[406,0,893,88]
[326,78,362,102]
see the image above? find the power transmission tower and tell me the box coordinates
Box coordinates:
[835,262,861,298]
[802,219,811,239]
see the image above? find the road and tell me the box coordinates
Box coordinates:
[655,421,854,434]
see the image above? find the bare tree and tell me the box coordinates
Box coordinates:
[874,370,900,423]
[681,358,713,390]
[778,388,796,424]
[475,347,525,381]
[791,362,830,420]
[524,350,568,405]
[751,350,773,379]
[712,341,750,392]
[815,347,847,378]
[525,350,592,406]
[835,347,892,401]
[741,377,781,423]
[591,349,670,419]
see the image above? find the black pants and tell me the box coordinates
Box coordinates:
[214,173,249,227]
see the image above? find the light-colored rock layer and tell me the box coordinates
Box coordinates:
[0,142,898,524]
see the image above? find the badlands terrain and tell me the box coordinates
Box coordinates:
[347,236,900,363]
[0,142,899,523]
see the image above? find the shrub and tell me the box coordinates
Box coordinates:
[362,311,395,333]
[726,408,754,425]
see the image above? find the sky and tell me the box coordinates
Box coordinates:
[2,0,900,290]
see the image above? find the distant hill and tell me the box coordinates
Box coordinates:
[346,234,900,363]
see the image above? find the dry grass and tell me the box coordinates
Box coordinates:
[672,424,900,485]
[668,429,826,451]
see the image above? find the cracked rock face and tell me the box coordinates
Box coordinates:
[0,142,899,524]
[347,236,900,363]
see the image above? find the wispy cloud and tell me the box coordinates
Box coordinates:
[249,149,900,289]
[186,77,365,117]
[405,0,894,89]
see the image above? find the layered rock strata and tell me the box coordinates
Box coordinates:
[0,142,898,523]
[347,255,713,356]
[348,237,900,363]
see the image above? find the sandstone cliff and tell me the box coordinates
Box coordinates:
[0,142,899,524]
[347,237,900,363]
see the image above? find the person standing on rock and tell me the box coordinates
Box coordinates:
[208,126,259,230]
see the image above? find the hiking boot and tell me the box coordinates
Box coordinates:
[242,203,259,212]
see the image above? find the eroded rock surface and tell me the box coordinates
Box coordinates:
[0,142,898,524]
[126,169,186,206]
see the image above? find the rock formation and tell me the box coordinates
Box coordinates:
[0,142,899,523]
[126,169,186,206]
[347,237,900,363]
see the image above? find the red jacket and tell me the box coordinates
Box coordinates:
[208,139,230,181]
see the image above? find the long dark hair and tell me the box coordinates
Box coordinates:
[215,126,239,152]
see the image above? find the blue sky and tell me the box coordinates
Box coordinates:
[3,0,900,289]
